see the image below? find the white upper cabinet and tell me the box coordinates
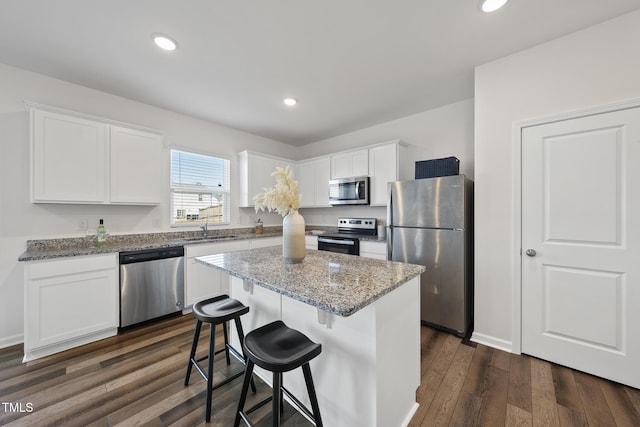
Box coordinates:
[298,156,331,208]
[368,140,409,206]
[32,109,108,203]
[30,105,163,205]
[238,150,296,207]
[239,141,408,209]
[110,126,163,205]
[330,148,369,179]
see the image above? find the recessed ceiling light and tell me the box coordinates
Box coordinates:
[481,0,508,12]
[152,33,177,51]
[283,98,297,106]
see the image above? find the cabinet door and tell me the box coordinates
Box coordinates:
[297,159,316,208]
[313,156,331,206]
[110,126,163,204]
[305,235,318,250]
[360,241,387,259]
[351,149,369,177]
[249,237,282,249]
[185,241,250,306]
[32,109,107,203]
[25,254,118,359]
[331,149,369,179]
[331,153,351,179]
[369,144,398,206]
[239,151,296,207]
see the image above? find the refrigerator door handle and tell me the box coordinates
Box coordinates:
[386,226,393,260]
[386,182,394,229]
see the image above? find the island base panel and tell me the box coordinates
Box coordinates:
[229,275,420,427]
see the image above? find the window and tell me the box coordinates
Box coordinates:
[170,149,230,226]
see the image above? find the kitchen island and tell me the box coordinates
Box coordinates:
[197,246,425,427]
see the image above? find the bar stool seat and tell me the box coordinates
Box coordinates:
[235,320,323,427]
[185,295,255,422]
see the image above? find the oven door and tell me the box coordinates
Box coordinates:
[318,236,360,255]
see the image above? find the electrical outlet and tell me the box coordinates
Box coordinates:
[152,218,161,228]
[78,218,88,231]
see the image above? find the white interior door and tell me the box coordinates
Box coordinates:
[521,107,640,388]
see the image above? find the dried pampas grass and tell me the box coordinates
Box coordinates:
[253,166,300,217]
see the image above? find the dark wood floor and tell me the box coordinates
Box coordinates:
[1,314,639,426]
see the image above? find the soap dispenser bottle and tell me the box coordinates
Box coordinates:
[96,219,107,244]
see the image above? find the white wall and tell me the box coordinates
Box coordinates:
[298,99,474,226]
[473,10,640,350]
[0,63,295,347]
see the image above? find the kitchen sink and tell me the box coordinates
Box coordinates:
[183,235,238,242]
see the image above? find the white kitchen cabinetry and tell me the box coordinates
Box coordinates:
[31,109,108,203]
[305,235,318,250]
[368,141,409,206]
[249,236,282,249]
[298,156,331,207]
[184,241,250,307]
[23,254,119,362]
[360,240,387,260]
[238,150,296,207]
[29,104,163,205]
[109,126,163,204]
[330,148,369,179]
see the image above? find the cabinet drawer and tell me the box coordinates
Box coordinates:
[360,241,386,255]
[27,253,117,280]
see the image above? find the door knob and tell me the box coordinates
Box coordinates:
[525,249,536,257]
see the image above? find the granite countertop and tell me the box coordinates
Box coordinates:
[19,226,387,262]
[18,228,284,262]
[196,246,424,317]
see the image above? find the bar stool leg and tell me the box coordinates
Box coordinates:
[184,320,202,386]
[234,360,255,427]
[302,363,323,427]
[222,321,231,365]
[234,317,257,393]
[205,323,216,422]
[272,372,282,427]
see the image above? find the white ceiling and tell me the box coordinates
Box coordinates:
[1,1,639,146]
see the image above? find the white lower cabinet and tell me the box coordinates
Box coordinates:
[248,236,282,249]
[185,241,250,307]
[185,237,282,307]
[305,235,318,250]
[360,240,387,260]
[23,253,119,362]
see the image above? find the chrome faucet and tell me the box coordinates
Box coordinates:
[200,222,209,237]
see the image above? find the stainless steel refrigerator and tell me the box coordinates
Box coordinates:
[387,175,473,337]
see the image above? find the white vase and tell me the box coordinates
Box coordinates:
[282,209,306,263]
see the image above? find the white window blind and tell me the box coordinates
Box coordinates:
[170,149,230,225]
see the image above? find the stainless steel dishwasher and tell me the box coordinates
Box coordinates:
[119,246,184,328]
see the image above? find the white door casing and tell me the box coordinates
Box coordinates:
[521,106,640,388]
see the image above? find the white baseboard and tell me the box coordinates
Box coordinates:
[0,333,23,350]
[401,402,420,427]
[470,332,513,353]
[22,328,117,362]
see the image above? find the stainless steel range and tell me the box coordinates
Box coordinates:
[317,217,377,255]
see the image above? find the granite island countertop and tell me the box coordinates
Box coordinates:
[196,246,424,317]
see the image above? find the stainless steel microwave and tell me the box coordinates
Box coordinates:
[328,176,370,205]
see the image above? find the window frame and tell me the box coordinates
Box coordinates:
[169,147,232,227]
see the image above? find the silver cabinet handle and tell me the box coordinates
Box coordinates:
[525,249,536,257]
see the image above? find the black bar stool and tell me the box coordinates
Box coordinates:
[185,294,256,422]
[234,320,323,427]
